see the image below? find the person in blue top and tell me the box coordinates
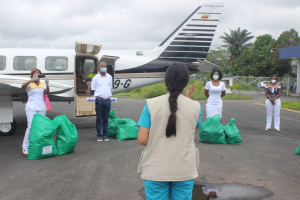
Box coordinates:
[136,63,202,200]
[265,76,281,131]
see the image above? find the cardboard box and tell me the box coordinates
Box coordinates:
[75,96,96,117]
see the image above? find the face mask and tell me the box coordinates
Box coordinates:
[271,79,276,84]
[213,75,219,80]
[100,68,107,73]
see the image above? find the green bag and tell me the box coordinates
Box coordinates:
[223,118,242,144]
[116,118,138,141]
[28,114,59,160]
[295,142,300,155]
[199,114,227,144]
[108,110,119,138]
[54,115,78,156]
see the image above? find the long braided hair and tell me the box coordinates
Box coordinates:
[165,63,189,137]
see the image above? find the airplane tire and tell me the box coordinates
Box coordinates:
[0,119,17,136]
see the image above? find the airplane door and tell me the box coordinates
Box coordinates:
[74,41,101,117]
[75,41,101,55]
[99,55,119,89]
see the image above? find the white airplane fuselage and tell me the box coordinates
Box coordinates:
[0,2,225,135]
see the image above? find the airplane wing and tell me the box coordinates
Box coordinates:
[0,75,74,97]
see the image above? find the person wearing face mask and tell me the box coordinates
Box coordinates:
[21,68,50,155]
[204,70,226,118]
[265,76,281,131]
[91,62,113,142]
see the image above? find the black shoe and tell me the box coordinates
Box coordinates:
[104,136,109,142]
[97,136,103,142]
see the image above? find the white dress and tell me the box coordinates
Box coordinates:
[205,81,226,118]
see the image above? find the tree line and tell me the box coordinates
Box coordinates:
[206,28,300,77]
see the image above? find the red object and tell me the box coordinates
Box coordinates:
[44,94,52,111]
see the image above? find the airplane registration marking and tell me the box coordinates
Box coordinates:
[114,79,131,89]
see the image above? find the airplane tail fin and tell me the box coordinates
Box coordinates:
[157,2,225,63]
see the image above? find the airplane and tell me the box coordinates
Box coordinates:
[0,2,225,136]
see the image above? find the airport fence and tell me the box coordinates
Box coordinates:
[191,75,295,96]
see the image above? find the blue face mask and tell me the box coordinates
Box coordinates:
[100,68,107,73]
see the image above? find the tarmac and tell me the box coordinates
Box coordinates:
[0,94,299,200]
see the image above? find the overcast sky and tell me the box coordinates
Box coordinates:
[1,0,300,51]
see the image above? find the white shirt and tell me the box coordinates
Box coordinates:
[91,73,113,99]
[205,81,226,105]
[26,81,47,111]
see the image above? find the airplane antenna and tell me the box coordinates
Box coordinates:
[49,39,59,49]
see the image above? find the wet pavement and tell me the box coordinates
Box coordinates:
[0,94,299,200]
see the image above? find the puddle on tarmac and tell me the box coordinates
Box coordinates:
[139,181,273,200]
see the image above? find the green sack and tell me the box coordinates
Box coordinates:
[108,110,119,138]
[116,118,138,141]
[295,142,300,155]
[28,114,59,160]
[223,118,242,144]
[199,114,227,144]
[54,115,78,156]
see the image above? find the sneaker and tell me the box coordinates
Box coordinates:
[22,149,28,155]
[97,136,103,142]
[104,136,109,142]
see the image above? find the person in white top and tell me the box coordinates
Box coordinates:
[21,68,50,155]
[264,76,281,131]
[91,62,113,142]
[204,70,226,118]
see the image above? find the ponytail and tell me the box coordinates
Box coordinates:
[166,91,180,137]
[165,63,189,137]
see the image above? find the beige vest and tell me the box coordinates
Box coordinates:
[137,94,200,181]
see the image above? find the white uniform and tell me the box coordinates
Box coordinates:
[91,73,113,98]
[22,81,47,150]
[265,86,281,130]
[205,81,226,118]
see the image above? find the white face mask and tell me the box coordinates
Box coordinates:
[271,79,276,84]
[100,68,107,73]
[213,75,219,80]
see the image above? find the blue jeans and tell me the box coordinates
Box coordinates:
[144,179,194,200]
[95,99,111,137]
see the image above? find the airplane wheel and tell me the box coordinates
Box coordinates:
[0,119,17,136]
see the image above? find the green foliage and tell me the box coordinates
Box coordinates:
[214,29,300,77]
[219,27,255,68]
[281,101,300,110]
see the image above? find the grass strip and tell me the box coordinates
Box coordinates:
[281,101,300,111]
[113,79,251,100]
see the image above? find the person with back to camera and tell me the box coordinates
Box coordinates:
[265,76,281,132]
[137,63,202,200]
[21,68,50,155]
[204,70,226,118]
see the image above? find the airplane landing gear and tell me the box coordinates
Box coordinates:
[0,119,17,136]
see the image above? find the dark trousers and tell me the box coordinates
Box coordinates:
[95,99,111,137]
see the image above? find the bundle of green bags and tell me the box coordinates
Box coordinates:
[199,115,242,145]
[108,110,139,141]
[28,114,77,160]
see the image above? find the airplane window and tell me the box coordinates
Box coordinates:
[83,59,96,73]
[0,56,6,70]
[13,56,37,70]
[45,57,68,71]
